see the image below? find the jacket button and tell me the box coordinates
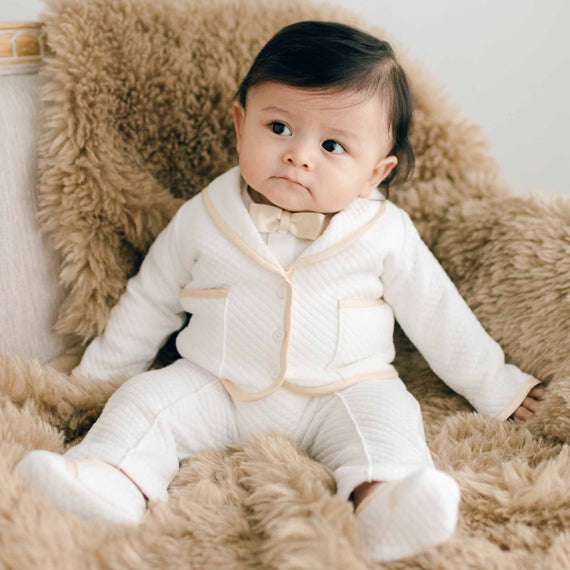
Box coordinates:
[277,283,287,299]
[272,328,284,342]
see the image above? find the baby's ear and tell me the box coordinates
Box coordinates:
[232,101,246,154]
[369,155,398,190]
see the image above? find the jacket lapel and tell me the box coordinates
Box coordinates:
[295,187,385,262]
[203,166,284,272]
[202,166,386,272]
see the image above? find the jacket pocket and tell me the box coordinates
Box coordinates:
[330,297,393,368]
[178,287,230,371]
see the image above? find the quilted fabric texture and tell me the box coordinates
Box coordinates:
[75,166,536,416]
[1,0,570,568]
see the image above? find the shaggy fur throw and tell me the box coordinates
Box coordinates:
[2,0,569,567]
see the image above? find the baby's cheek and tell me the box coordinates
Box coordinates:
[238,154,261,188]
[319,186,358,213]
[242,144,272,176]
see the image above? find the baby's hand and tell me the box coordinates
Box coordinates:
[511,384,547,421]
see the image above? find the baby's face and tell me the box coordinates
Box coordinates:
[233,82,397,213]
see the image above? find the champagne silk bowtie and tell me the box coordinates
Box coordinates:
[249,203,327,241]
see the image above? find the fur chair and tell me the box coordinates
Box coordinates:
[2,0,569,567]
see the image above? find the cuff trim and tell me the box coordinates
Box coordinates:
[495,377,542,421]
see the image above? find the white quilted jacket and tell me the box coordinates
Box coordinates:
[75,167,538,418]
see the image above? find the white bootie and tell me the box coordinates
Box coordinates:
[355,468,460,562]
[15,450,147,525]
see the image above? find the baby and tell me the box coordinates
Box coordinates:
[16,21,546,562]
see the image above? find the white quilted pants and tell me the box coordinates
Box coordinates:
[66,358,434,502]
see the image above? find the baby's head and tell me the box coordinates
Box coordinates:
[233,21,415,214]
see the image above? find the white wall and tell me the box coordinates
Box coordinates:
[1,0,45,21]
[315,0,570,197]
[2,0,569,196]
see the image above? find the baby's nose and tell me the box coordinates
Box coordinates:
[282,147,313,170]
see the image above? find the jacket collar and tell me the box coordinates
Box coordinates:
[202,166,386,274]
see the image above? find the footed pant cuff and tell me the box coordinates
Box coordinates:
[334,462,433,502]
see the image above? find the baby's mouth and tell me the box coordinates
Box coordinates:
[275,176,308,191]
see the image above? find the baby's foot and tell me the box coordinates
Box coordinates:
[15,450,147,525]
[355,468,460,562]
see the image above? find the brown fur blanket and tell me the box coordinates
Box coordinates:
[2,0,570,567]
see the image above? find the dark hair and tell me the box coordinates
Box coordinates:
[235,21,415,189]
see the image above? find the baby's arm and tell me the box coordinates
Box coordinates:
[382,207,541,420]
[74,200,197,381]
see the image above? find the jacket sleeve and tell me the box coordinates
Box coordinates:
[73,201,196,381]
[382,207,539,420]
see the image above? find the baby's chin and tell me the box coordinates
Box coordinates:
[268,193,337,214]
[250,184,317,213]
[274,186,342,213]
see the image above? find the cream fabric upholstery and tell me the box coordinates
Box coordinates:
[0,55,73,362]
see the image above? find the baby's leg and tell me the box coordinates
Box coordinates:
[303,378,459,562]
[15,359,238,524]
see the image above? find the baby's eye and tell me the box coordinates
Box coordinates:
[270,122,292,136]
[322,139,345,154]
